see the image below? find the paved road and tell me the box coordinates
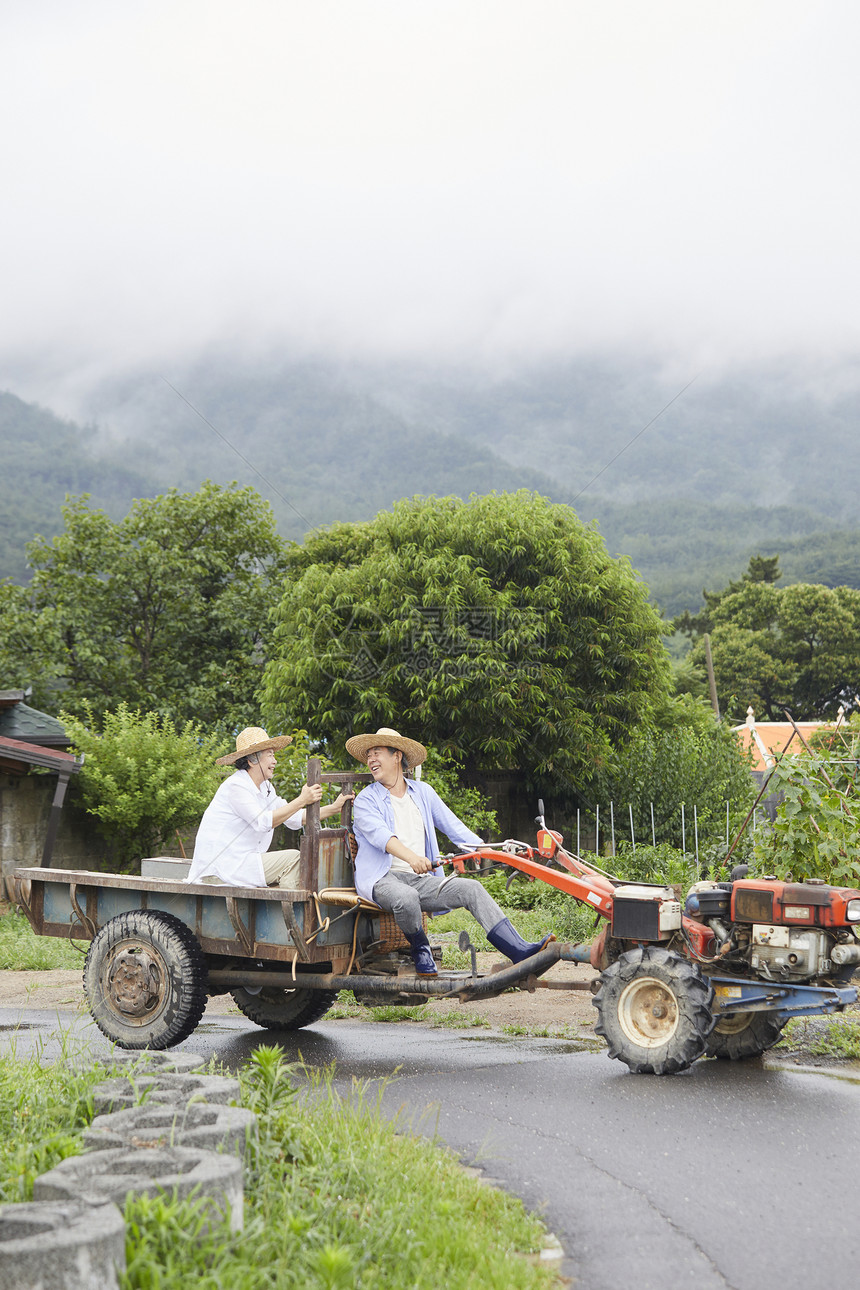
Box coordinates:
[3,1006,859,1289]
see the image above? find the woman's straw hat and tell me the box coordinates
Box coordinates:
[216,727,293,766]
[345,727,427,769]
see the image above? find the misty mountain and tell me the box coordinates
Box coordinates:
[3,354,858,613]
[0,392,158,584]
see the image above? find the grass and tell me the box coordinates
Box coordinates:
[326,992,492,1030]
[0,1042,561,1289]
[777,1015,860,1061]
[0,907,85,970]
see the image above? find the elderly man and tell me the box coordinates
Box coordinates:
[187,727,350,888]
[347,726,553,976]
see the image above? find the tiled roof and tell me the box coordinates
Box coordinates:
[0,735,82,773]
[732,720,831,771]
[0,702,67,747]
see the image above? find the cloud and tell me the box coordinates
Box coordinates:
[3,0,860,407]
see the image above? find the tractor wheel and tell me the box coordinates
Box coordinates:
[705,1010,787,1060]
[84,910,207,1050]
[593,945,715,1075]
[230,985,338,1030]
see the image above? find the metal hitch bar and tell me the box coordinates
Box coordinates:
[711,975,858,1018]
[207,941,588,1001]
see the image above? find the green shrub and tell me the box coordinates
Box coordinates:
[62,703,225,871]
[752,746,860,884]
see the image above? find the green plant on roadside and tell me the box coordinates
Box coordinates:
[0,908,84,970]
[500,1022,592,1042]
[752,750,860,884]
[365,1004,428,1023]
[0,1046,560,1289]
[777,1016,860,1060]
[0,1052,94,1201]
[62,702,225,871]
[607,841,700,889]
[428,1011,492,1030]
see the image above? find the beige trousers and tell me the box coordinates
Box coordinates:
[261,848,302,887]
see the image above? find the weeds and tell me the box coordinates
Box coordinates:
[0,1045,560,1289]
[778,1016,860,1061]
[0,1049,93,1201]
[0,908,84,970]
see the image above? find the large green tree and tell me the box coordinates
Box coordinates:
[675,557,860,721]
[261,492,673,803]
[1,482,285,733]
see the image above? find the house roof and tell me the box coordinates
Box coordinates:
[0,734,82,775]
[0,701,68,747]
[732,719,832,772]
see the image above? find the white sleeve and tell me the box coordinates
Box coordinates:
[283,810,304,830]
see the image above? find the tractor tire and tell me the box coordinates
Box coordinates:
[84,910,208,1050]
[230,985,338,1030]
[593,945,715,1075]
[705,1010,787,1060]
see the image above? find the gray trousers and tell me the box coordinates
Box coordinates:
[371,871,506,938]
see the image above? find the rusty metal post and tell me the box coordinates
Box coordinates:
[40,768,72,868]
[299,757,322,893]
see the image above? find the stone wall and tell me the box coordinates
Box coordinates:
[0,770,101,892]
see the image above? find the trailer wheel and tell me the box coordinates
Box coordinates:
[84,910,207,1050]
[593,946,715,1075]
[705,1011,787,1060]
[230,986,338,1030]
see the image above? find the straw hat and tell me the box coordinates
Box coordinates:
[216,727,293,766]
[345,727,428,769]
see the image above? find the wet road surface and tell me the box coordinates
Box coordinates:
[3,1006,859,1289]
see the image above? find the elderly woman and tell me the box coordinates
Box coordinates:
[187,727,350,888]
[347,726,553,977]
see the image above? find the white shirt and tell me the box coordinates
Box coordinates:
[186,770,303,887]
[388,789,427,873]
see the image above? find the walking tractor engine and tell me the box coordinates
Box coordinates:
[684,877,860,983]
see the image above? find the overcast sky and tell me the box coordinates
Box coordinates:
[3,0,859,409]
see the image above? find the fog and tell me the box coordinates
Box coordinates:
[3,0,860,415]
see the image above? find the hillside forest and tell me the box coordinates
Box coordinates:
[3,353,860,613]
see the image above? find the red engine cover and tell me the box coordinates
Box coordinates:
[730,879,860,927]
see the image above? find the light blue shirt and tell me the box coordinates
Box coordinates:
[352,778,484,902]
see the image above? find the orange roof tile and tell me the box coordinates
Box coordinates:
[732,721,833,771]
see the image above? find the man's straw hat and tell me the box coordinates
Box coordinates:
[345,727,427,769]
[217,727,293,766]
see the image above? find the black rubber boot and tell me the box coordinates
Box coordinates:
[406,931,438,977]
[486,918,556,964]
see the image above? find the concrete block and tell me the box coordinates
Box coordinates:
[0,1198,126,1290]
[66,1050,207,1077]
[97,1050,206,1075]
[34,1146,244,1232]
[92,1071,240,1115]
[140,857,191,880]
[84,1102,258,1159]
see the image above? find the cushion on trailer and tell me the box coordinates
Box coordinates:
[316,887,380,911]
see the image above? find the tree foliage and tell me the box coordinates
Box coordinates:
[675,556,860,721]
[1,483,286,734]
[62,704,225,871]
[589,696,756,849]
[752,724,860,884]
[261,492,672,803]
